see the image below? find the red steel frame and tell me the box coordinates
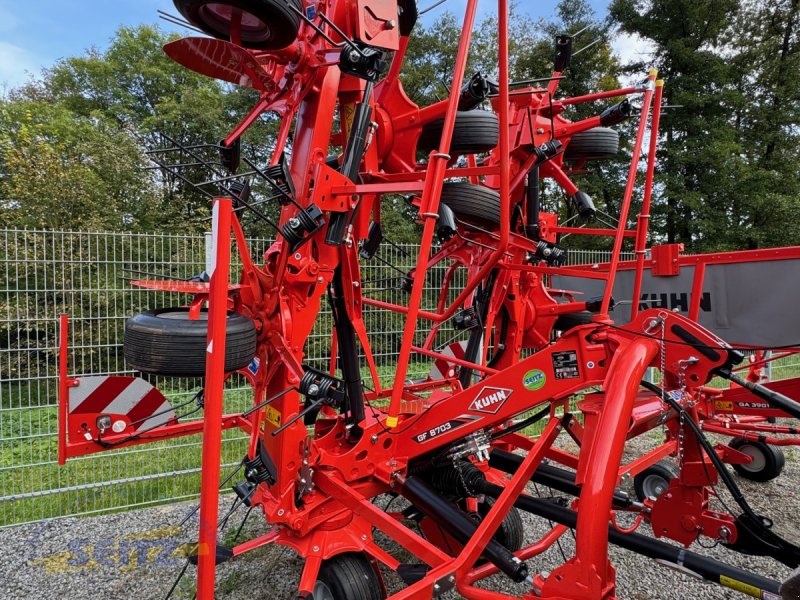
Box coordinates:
[55,1,800,599]
[566,244,800,447]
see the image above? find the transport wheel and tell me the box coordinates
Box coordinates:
[478,498,524,552]
[633,460,680,502]
[172,0,302,50]
[315,552,384,600]
[124,307,257,376]
[440,182,501,226]
[729,437,786,482]
[418,110,499,155]
[564,127,620,161]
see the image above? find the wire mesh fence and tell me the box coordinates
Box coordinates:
[0,227,700,527]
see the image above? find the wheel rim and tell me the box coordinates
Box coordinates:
[312,581,334,600]
[738,445,767,472]
[642,473,669,499]
[201,4,267,29]
[197,3,276,44]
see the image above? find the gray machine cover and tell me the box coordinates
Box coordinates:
[551,259,799,347]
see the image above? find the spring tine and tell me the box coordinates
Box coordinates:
[419,0,449,15]
[163,559,190,600]
[196,170,258,187]
[271,397,326,436]
[242,387,297,418]
[570,24,591,39]
[572,37,603,57]
[232,506,255,543]
[158,12,206,35]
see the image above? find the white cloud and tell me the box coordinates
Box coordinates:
[612,32,656,66]
[0,41,40,89]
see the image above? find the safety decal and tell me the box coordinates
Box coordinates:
[265,406,282,428]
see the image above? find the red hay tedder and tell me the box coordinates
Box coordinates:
[57,0,800,598]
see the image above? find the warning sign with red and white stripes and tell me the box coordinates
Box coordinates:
[428,341,469,381]
[68,376,176,438]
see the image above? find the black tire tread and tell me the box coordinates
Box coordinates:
[418,111,499,155]
[633,460,680,501]
[729,437,785,482]
[173,0,302,50]
[317,552,384,600]
[440,182,501,225]
[124,308,257,377]
[479,499,524,553]
[564,127,620,161]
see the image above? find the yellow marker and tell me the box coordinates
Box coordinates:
[656,79,665,87]
[649,68,658,78]
[386,416,399,428]
[266,406,282,428]
[719,575,762,598]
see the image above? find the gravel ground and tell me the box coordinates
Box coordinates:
[1,438,797,600]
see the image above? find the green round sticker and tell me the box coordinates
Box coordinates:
[523,369,546,391]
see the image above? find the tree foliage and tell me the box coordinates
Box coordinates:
[0,2,798,250]
[610,0,800,250]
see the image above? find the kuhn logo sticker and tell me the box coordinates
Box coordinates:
[469,387,512,414]
[523,370,546,391]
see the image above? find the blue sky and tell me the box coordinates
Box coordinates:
[0,0,613,89]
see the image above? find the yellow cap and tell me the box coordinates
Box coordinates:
[656,79,665,87]
[385,415,399,428]
[649,68,658,78]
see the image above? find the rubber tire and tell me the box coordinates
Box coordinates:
[440,182,501,226]
[124,308,257,377]
[729,437,786,482]
[478,499,524,553]
[633,460,680,502]
[172,0,302,50]
[564,127,620,162]
[316,552,384,600]
[418,110,499,155]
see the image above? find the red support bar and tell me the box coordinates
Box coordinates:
[196,198,233,600]
[576,338,658,583]
[386,0,481,427]
[552,227,637,237]
[558,86,640,106]
[542,336,659,597]
[599,71,657,316]
[630,79,664,319]
[410,345,498,375]
[688,261,706,322]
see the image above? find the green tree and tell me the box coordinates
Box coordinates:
[7,25,281,234]
[725,0,800,248]
[0,100,158,230]
[610,0,800,251]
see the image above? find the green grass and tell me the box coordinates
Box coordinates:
[2,354,798,527]
[0,384,253,527]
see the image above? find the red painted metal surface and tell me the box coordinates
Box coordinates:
[54,2,800,598]
[196,198,233,598]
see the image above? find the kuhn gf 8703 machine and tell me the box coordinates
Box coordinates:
[58,0,800,598]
